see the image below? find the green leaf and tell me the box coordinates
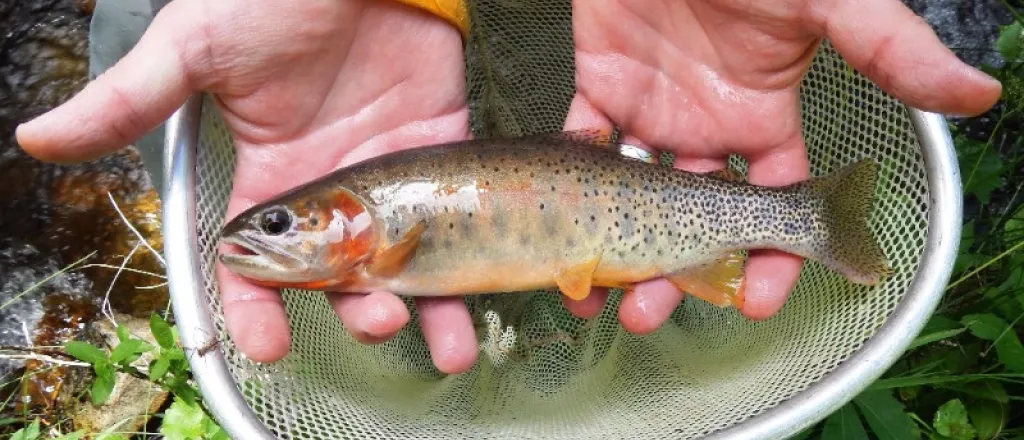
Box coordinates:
[1006,205,1024,242]
[956,138,1003,204]
[938,380,1009,404]
[53,432,85,440]
[64,340,108,365]
[95,434,130,440]
[962,313,1024,371]
[968,400,1006,440]
[150,355,172,381]
[853,390,918,440]
[997,21,1024,62]
[933,399,977,440]
[161,398,207,440]
[11,419,41,440]
[822,404,868,440]
[151,313,176,349]
[109,338,144,365]
[91,362,116,406]
[909,328,966,350]
[993,334,1024,372]
[203,414,229,440]
[961,314,1006,341]
[115,324,130,342]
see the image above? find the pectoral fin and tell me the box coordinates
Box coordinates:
[367,221,427,277]
[554,253,603,301]
[665,252,747,308]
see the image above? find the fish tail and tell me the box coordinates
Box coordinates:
[802,158,893,285]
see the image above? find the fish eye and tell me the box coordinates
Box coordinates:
[259,207,292,235]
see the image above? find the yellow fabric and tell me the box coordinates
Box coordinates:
[393,0,469,37]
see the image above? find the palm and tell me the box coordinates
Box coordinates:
[573,0,810,159]
[205,1,472,364]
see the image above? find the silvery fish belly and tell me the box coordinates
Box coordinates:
[217,130,892,308]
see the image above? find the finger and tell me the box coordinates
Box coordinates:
[15,0,196,163]
[414,297,478,374]
[617,279,685,335]
[215,262,292,363]
[328,291,411,344]
[816,0,1000,117]
[740,131,810,320]
[560,289,609,319]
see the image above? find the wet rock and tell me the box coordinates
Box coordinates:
[1,0,168,418]
[905,0,1015,68]
[0,240,95,380]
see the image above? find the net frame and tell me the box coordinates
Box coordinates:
[162,42,962,439]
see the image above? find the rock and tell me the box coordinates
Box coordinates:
[0,0,168,411]
[904,0,1015,68]
[69,313,170,436]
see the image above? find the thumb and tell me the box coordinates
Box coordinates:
[817,0,1001,117]
[16,1,196,164]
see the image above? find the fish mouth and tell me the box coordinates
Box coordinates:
[218,231,308,276]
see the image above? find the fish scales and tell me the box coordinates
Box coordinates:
[218,130,892,307]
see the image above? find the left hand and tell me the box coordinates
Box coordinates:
[557,0,1001,331]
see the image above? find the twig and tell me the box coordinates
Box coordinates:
[21,320,31,346]
[0,346,91,368]
[106,192,165,267]
[0,353,90,368]
[102,243,141,327]
[78,264,166,279]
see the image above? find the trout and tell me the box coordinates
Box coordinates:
[217,130,892,308]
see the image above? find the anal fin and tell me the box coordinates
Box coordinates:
[665,252,747,308]
[367,221,427,277]
[554,252,603,301]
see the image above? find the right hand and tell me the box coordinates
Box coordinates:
[16,0,483,374]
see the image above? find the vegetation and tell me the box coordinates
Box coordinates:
[3,313,226,439]
[3,6,1024,440]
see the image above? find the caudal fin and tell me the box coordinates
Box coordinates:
[804,159,893,285]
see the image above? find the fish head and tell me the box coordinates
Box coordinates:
[218,186,378,290]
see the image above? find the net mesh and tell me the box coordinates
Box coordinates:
[190,3,929,438]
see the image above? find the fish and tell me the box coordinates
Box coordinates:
[217,130,893,308]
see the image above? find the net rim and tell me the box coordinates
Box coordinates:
[161,94,960,440]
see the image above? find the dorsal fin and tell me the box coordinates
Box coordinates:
[520,129,657,164]
[704,167,746,183]
[521,129,618,147]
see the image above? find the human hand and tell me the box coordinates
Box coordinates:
[16,0,485,374]
[558,0,1001,330]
